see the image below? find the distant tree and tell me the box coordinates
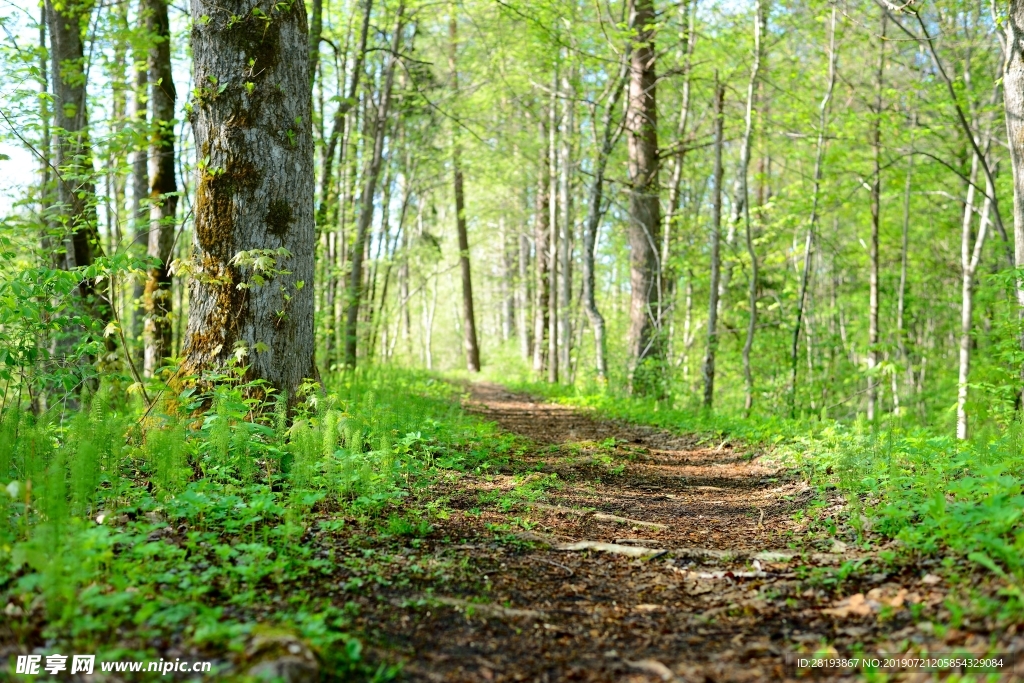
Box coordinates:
[45,0,112,365]
[143,0,177,377]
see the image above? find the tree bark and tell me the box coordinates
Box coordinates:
[143,0,177,377]
[45,0,110,339]
[533,118,551,375]
[701,78,724,410]
[342,4,404,368]
[957,152,990,439]
[499,218,514,342]
[449,13,481,372]
[896,123,914,414]
[181,0,317,399]
[131,0,149,237]
[317,0,372,228]
[625,0,663,395]
[558,70,574,380]
[790,7,836,416]
[661,0,696,325]
[130,4,149,363]
[741,0,766,415]
[867,13,885,422]
[548,80,559,384]
[1004,0,1024,405]
[307,0,322,91]
[518,230,532,360]
[581,56,629,383]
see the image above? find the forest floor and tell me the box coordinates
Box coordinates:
[336,382,1024,682]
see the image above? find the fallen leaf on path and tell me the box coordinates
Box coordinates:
[821,593,878,617]
[623,658,675,681]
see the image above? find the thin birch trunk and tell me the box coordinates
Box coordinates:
[317,0,372,228]
[867,13,886,422]
[701,77,724,409]
[790,7,837,416]
[662,0,696,355]
[519,230,532,360]
[342,4,404,368]
[741,0,766,415]
[1003,0,1024,406]
[896,119,915,415]
[957,152,989,439]
[533,117,550,375]
[581,50,629,382]
[548,77,559,383]
[558,69,574,379]
[500,218,515,342]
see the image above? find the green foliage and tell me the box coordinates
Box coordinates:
[0,368,494,676]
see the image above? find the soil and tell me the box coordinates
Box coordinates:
[341,383,1023,682]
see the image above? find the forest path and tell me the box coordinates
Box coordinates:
[355,383,975,682]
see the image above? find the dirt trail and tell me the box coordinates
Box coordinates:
[349,383,1015,682]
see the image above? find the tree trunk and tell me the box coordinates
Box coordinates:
[143,0,177,377]
[661,0,696,327]
[548,81,559,384]
[500,218,515,342]
[581,55,629,383]
[317,0,372,228]
[342,5,403,368]
[741,0,766,415]
[130,7,149,363]
[957,152,990,439]
[867,13,885,422]
[1004,0,1024,405]
[625,0,662,395]
[533,118,551,375]
[181,0,317,399]
[45,0,110,344]
[896,117,915,414]
[701,78,724,410]
[681,272,694,389]
[558,70,574,380]
[308,0,322,91]
[449,12,481,372]
[790,7,836,416]
[518,230,532,360]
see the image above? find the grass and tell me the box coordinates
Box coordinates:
[0,367,509,680]
[6,360,1024,677]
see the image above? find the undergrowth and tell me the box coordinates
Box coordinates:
[0,367,501,679]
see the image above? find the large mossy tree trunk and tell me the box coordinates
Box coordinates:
[181,0,316,398]
[143,0,177,377]
[624,0,663,396]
